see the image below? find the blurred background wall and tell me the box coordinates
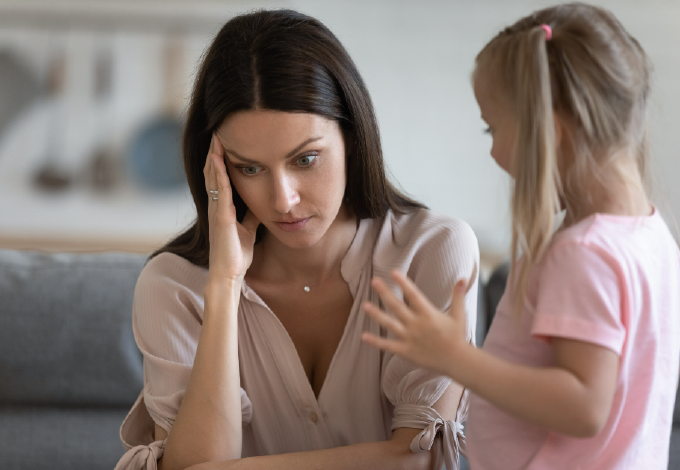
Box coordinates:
[0,0,677,274]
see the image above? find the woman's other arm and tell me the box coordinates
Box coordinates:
[178,383,462,470]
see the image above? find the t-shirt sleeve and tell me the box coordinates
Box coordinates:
[531,241,625,355]
[131,254,252,434]
[377,211,479,468]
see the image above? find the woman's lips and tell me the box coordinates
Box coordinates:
[275,217,310,232]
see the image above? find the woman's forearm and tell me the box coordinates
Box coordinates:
[188,428,432,470]
[160,280,244,470]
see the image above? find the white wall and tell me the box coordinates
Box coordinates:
[286,0,680,256]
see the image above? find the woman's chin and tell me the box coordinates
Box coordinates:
[262,222,327,250]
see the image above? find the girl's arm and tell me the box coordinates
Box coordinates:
[159,136,259,470]
[362,271,619,438]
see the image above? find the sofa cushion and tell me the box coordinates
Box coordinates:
[0,405,128,470]
[0,250,145,406]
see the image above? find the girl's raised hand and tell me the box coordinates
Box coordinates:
[361,271,470,378]
[203,133,260,283]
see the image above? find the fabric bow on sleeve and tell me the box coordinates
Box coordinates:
[114,439,165,470]
[392,403,467,470]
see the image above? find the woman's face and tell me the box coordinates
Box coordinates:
[215,110,348,249]
[473,75,517,176]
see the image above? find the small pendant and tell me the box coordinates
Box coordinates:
[303,286,311,293]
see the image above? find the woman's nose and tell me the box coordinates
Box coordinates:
[271,173,300,214]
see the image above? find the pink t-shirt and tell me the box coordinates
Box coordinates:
[467,209,680,469]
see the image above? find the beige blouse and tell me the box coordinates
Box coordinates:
[116,208,479,470]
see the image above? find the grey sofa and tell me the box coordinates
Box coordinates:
[0,249,677,469]
[0,250,146,469]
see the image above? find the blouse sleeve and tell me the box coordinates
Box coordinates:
[376,210,479,470]
[116,253,253,470]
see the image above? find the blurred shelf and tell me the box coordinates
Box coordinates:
[479,249,508,283]
[0,0,271,33]
[0,233,164,253]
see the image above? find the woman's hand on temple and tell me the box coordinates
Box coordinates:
[204,133,260,283]
[361,271,470,379]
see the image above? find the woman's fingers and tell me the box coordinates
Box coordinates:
[211,150,234,207]
[203,134,238,224]
[204,134,218,194]
[362,301,407,338]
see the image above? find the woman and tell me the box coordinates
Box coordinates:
[116,9,478,470]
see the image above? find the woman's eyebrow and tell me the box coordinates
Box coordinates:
[223,136,324,164]
[284,136,324,159]
[223,148,258,164]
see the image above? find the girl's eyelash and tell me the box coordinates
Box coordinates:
[483,127,492,135]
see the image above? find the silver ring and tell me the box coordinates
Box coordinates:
[209,190,218,195]
[210,196,218,201]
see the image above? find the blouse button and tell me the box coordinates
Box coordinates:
[309,412,319,423]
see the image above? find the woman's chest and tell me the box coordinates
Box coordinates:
[244,276,355,397]
[236,278,390,453]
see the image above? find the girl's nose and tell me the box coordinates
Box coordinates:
[272,173,300,214]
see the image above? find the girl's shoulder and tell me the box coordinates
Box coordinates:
[545,209,679,280]
[552,208,676,251]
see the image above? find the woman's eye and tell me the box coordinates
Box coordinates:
[241,166,260,175]
[297,155,317,167]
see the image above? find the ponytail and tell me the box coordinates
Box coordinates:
[510,25,561,316]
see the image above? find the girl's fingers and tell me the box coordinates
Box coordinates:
[450,279,468,323]
[361,332,406,356]
[370,277,414,324]
[362,302,407,338]
[390,270,437,316]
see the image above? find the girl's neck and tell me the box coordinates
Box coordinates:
[250,205,359,286]
[562,151,651,226]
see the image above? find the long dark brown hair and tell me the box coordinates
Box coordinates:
[154,9,423,266]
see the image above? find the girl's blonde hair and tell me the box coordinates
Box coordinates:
[474,3,652,315]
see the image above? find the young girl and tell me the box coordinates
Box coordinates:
[362,3,680,469]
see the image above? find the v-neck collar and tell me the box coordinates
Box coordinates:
[240,217,379,303]
[238,216,381,409]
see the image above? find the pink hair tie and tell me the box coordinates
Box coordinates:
[541,24,552,40]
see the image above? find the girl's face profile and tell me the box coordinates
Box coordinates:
[215,110,348,249]
[473,75,517,176]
